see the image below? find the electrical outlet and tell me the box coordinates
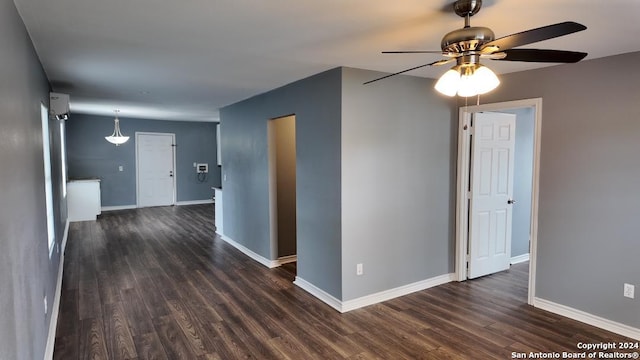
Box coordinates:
[197,163,209,173]
[624,283,635,299]
[43,295,48,315]
[118,165,123,172]
[356,263,363,276]
[193,162,197,167]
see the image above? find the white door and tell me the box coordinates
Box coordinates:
[136,133,176,207]
[468,112,516,279]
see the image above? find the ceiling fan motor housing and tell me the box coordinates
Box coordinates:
[441,26,495,53]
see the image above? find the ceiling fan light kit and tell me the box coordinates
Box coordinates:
[366,0,587,98]
[435,63,500,97]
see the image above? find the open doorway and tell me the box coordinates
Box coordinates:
[268,115,297,266]
[455,98,542,305]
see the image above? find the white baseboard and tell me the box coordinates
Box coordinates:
[341,273,455,312]
[294,273,455,313]
[218,234,279,268]
[176,199,214,206]
[101,204,137,212]
[534,297,640,340]
[294,276,343,312]
[274,255,297,266]
[511,253,530,265]
[103,201,213,211]
[60,219,69,256]
[44,219,69,360]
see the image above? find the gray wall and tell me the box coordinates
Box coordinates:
[216,53,640,329]
[0,1,66,359]
[220,68,343,298]
[67,114,219,206]
[341,67,455,301]
[272,116,297,257]
[480,52,640,328]
[504,108,535,258]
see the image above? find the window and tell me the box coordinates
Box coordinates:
[41,103,55,255]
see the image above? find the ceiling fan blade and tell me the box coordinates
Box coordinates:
[382,50,444,54]
[480,21,587,52]
[495,49,588,63]
[363,60,442,85]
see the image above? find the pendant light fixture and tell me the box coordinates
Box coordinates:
[105,109,129,146]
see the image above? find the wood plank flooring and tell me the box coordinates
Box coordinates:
[54,204,634,359]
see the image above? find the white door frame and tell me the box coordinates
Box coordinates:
[455,98,542,305]
[135,132,177,207]
[267,114,298,262]
[267,120,279,260]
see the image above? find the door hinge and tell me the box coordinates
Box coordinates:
[466,255,470,277]
[467,191,472,199]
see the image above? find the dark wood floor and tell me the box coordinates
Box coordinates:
[54,204,633,359]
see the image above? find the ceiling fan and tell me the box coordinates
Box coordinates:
[364,0,588,97]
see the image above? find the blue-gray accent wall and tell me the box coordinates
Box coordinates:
[67,114,220,207]
[220,68,343,299]
[0,0,67,358]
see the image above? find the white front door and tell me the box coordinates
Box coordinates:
[136,133,176,207]
[468,112,516,279]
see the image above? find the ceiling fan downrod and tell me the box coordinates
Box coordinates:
[453,0,483,27]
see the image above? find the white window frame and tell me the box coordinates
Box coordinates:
[41,103,55,256]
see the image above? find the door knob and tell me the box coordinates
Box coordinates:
[507,199,516,204]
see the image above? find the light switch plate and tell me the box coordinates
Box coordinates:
[624,283,635,299]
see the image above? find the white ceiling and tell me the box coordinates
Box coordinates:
[14,0,640,122]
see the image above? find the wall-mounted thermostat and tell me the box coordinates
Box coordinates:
[197,163,209,174]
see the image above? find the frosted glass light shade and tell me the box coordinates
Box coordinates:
[434,64,500,98]
[105,135,130,145]
[457,71,477,97]
[105,117,129,146]
[471,65,500,95]
[434,68,461,97]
